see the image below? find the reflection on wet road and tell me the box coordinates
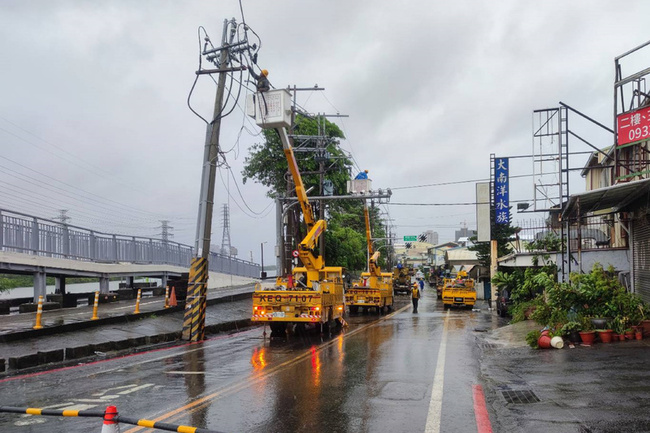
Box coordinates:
[0,292,500,433]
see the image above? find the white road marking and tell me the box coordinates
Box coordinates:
[117,384,155,394]
[93,384,140,396]
[424,309,450,433]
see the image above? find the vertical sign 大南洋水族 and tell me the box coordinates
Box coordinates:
[494,157,509,224]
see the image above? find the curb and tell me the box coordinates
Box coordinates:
[0,291,255,374]
[3,318,253,373]
[0,291,253,343]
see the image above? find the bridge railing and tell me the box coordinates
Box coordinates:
[0,209,260,279]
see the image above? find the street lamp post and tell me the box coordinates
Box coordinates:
[260,241,267,280]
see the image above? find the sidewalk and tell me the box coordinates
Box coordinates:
[0,284,258,374]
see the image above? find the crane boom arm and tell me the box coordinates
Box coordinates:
[276,127,324,273]
[364,200,373,256]
[364,200,382,277]
[277,128,316,228]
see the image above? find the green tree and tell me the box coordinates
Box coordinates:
[242,114,349,198]
[326,199,389,271]
[243,114,388,272]
[469,208,519,269]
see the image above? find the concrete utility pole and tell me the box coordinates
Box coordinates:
[183,19,244,342]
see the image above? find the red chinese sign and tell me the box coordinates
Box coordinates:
[617,105,650,146]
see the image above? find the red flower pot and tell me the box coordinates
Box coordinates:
[597,329,614,343]
[636,331,643,340]
[579,331,596,345]
[538,335,552,349]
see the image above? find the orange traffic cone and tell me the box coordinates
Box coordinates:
[169,286,177,307]
[101,406,119,433]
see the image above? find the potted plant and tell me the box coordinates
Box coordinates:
[624,327,635,340]
[640,307,650,336]
[560,321,581,344]
[611,317,626,341]
[578,315,596,345]
[596,327,614,343]
[590,317,608,329]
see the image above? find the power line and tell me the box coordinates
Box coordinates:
[0,116,152,198]
[390,173,539,191]
[0,163,160,223]
[388,198,533,206]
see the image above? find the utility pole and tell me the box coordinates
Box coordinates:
[183,19,247,342]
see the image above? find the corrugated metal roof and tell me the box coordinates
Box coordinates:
[445,248,478,262]
[562,178,650,218]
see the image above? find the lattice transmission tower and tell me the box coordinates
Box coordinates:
[158,220,174,242]
[220,204,232,256]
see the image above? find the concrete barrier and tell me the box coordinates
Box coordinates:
[19,302,60,314]
[8,354,40,370]
[65,345,94,360]
[0,302,9,315]
[37,349,64,364]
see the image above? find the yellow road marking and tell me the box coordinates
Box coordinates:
[125,305,410,432]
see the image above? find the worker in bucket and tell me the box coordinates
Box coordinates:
[246,67,271,114]
[411,282,421,313]
[355,169,369,180]
[249,68,270,93]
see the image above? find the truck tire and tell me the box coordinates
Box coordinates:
[350,305,359,314]
[269,322,287,336]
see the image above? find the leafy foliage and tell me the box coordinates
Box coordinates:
[526,330,541,349]
[509,263,647,340]
[242,114,387,272]
[326,200,389,271]
[526,232,563,253]
[469,210,519,268]
[242,115,350,198]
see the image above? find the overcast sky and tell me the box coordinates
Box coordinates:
[1,1,649,265]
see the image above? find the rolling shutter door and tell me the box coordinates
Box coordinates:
[633,217,650,303]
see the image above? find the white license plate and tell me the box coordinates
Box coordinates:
[357,299,365,303]
[272,312,285,318]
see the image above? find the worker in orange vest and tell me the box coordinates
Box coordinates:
[411,282,421,313]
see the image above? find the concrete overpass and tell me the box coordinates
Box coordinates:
[0,208,261,301]
[0,251,258,301]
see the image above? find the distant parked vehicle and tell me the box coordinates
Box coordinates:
[496,288,512,317]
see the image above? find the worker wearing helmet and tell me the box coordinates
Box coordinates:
[248,68,270,93]
[411,282,421,314]
[246,67,270,115]
[355,169,369,180]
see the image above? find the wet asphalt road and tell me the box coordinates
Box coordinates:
[3,289,650,433]
[0,289,506,433]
